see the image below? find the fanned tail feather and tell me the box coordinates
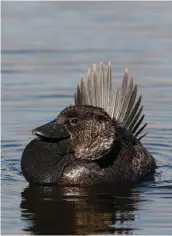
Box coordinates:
[75,62,148,140]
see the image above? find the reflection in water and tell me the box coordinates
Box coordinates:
[20,185,140,234]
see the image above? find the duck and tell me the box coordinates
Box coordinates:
[21,62,156,185]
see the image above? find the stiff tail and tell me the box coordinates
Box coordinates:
[74,62,147,140]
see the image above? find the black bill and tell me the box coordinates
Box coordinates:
[32,120,70,141]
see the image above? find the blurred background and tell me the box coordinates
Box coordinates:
[1,1,172,235]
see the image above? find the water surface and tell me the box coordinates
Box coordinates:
[1,2,172,234]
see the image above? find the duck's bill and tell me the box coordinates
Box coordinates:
[32,120,70,141]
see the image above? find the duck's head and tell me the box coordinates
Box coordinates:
[33,105,116,161]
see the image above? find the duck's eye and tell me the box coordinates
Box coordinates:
[70,118,78,126]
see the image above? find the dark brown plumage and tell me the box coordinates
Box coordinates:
[21,62,156,185]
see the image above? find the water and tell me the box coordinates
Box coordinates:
[1,2,172,234]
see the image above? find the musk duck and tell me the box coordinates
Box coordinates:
[21,62,156,185]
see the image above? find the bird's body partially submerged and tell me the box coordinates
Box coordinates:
[21,62,156,185]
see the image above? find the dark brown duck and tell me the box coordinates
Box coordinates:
[21,62,156,185]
